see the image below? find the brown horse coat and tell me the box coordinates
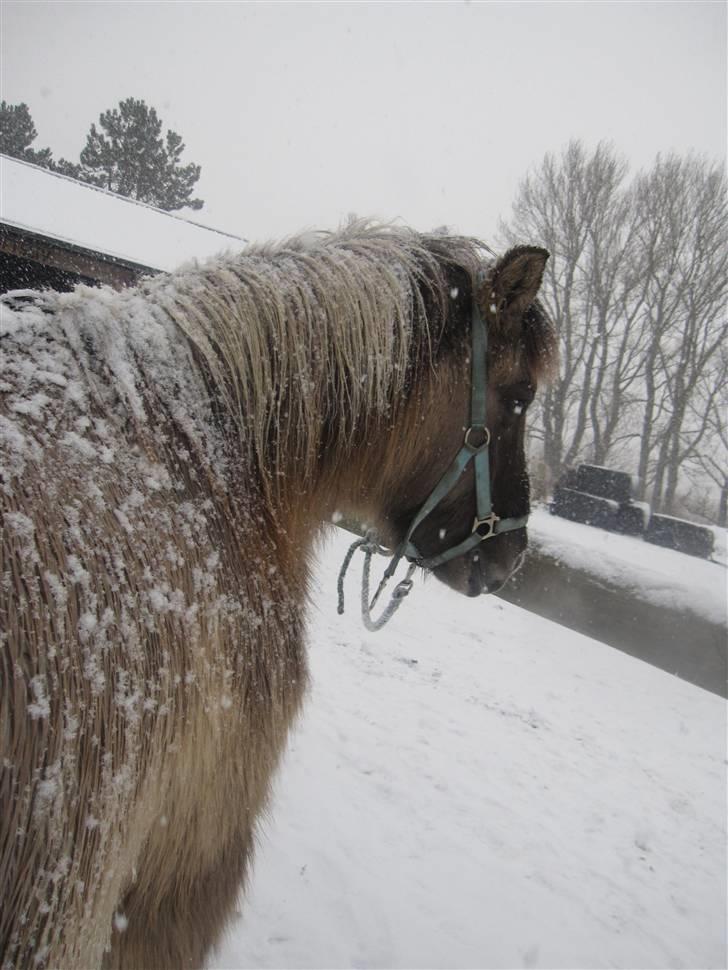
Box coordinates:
[0,223,554,968]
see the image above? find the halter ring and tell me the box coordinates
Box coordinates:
[464,425,490,452]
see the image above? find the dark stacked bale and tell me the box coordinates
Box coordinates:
[613,500,651,537]
[551,486,618,529]
[550,464,716,558]
[550,464,651,538]
[645,513,715,559]
[557,466,579,490]
[575,464,634,504]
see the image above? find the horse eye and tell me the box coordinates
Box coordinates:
[501,383,534,417]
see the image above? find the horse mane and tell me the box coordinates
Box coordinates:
[1,222,554,498]
[139,222,472,489]
[142,221,554,494]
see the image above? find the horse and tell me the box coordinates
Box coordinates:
[0,221,555,969]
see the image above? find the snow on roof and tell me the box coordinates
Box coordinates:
[0,154,247,273]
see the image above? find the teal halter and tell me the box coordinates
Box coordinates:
[375,284,529,591]
[338,279,529,629]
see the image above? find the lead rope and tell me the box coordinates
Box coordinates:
[337,532,417,632]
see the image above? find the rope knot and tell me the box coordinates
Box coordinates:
[337,532,417,631]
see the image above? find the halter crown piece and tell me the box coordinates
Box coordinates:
[337,272,529,631]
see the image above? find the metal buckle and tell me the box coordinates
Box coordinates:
[393,578,414,600]
[472,512,500,539]
[463,425,490,452]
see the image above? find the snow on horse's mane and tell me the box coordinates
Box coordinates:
[2,223,488,486]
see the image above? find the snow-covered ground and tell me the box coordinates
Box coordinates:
[528,508,726,626]
[212,527,727,970]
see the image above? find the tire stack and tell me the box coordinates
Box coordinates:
[550,463,715,559]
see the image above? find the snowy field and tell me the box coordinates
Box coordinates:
[528,509,727,625]
[212,526,727,970]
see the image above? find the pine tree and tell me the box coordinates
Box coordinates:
[53,158,85,180]
[79,98,203,210]
[0,101,54,168]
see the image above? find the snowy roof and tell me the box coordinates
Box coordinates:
[0,154,246,273]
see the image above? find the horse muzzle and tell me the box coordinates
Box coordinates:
[432,530,527,597]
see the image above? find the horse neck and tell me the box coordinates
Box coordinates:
[310,353,469,543]
[150,252,448,524]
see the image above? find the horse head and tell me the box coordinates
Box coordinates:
[374,244,555,599]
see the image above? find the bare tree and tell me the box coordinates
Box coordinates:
[501,146,727,523]
[628,155,727,510]
[684,345,728,526]
[499,141,639,485]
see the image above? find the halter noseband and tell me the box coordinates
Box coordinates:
[338,275,529,630]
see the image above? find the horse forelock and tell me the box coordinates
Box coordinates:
[523,299,558,382]
[486,297,558,389]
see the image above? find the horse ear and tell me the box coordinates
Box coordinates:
[484,246,549,328]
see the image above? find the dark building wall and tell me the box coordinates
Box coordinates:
[0,224,155,293]
[1,251,96,293]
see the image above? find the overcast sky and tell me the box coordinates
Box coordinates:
[2,1,725,244]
